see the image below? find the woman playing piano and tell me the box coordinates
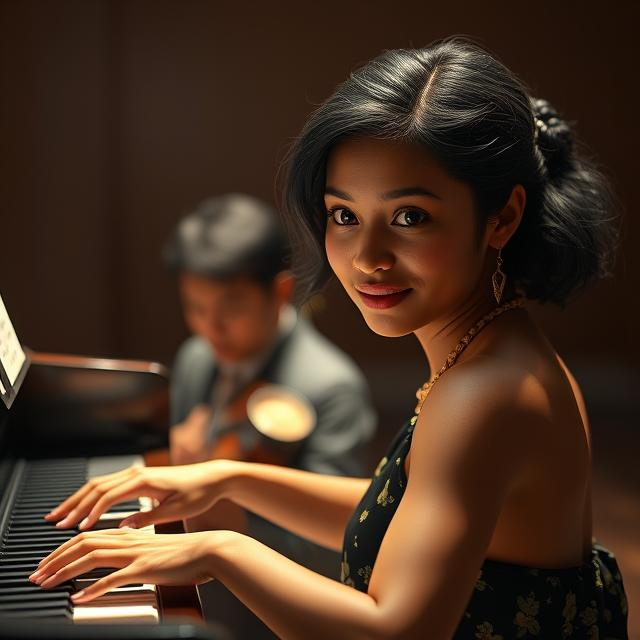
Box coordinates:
[31,37,629,639]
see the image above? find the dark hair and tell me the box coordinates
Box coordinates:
[163,193,291,286]
[279,36,621,309]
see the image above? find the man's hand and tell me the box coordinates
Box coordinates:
[170,404,212,465]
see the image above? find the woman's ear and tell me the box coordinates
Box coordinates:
[487,184,526,248]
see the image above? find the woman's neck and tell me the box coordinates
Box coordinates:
[413,285,526,377]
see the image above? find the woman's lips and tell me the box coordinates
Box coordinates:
[354,285,412,309]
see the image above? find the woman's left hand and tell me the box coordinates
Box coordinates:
[29,528,222,603]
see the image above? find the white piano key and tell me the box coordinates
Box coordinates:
[73,604,159,623]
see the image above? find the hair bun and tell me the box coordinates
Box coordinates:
[532,98,574,178]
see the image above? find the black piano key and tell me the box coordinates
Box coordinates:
[0,596,72,611]
[19,479,84,488]
[10,517,68,526]
[10,500,69,508]
[0,585,73,597]
[9,518,67,532]
[0,577,51,588]
[6,526,77,536]
[0,552,48,560]
[18,488,82,497]
[0,570,48,581]
[12,508,64,516]
[0,586,73,594]
[17,494,79,502]
[0,558,49,568]
[0,559,42,569]
[0,607,73,619]
[3,538,71,553]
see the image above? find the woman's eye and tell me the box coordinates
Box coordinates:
[328,207,358,225]
[392,209,428,227]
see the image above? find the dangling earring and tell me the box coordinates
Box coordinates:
[492,247,506,304]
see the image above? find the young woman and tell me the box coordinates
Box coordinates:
[32,37,628,639]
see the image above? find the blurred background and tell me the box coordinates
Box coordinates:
[1,0,637,634]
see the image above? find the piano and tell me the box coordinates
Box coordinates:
[0,350,221,640]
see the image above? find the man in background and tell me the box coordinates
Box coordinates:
[163,193,376,638]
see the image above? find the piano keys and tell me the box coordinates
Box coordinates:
[0,455,158,622]
[0,351,215,638]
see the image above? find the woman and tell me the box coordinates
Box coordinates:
[31,37,628,639]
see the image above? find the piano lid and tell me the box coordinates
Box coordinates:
[0,291,30,410]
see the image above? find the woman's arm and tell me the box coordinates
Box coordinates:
[221,462,370,550]
[47,458,369,552]
[36,361,534,640]
[213,362,535,639]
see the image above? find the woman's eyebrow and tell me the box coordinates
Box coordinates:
[324,186,441,201]
[382,187,442,200]
[325,186,353,200]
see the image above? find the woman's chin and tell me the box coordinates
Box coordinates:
[359,312,416,338]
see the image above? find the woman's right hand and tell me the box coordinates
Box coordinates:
[44,460,234,531]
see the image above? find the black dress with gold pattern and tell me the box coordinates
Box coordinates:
[340,417,629,639]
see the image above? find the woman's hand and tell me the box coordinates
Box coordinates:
[29,528,226,603]
[44,460,234,531]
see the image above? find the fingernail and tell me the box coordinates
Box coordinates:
[79,518,88,530]
[29,570,41,581]
[120,519,137,529]
[71,590,85,601]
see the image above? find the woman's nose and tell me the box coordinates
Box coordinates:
[352,233,395,274]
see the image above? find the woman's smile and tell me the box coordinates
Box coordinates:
[354,283,413,309]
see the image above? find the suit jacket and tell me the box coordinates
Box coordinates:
[170,314,376,476]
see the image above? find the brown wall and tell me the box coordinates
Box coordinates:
[1,0,637,393]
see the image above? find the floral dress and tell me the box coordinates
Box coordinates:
[340,416,629,638]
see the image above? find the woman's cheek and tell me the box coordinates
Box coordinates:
[406,239,457,276]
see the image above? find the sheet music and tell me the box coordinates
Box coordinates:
[0,292,26,392]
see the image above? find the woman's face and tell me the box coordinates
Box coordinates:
[324,137,492,338]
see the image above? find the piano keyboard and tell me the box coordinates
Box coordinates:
[0,455,159,622]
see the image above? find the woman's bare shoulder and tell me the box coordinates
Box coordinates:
[426,352,550,416]
[413,355,551,460]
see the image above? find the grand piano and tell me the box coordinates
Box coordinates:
[0,347,222,640]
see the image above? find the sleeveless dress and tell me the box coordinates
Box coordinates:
[340,416,629,639]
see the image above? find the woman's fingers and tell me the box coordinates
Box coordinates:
[55,478,125,529]
[34,529,129,574]
[31,528,217,605]
[71,566,140,603]
[47,472,128,526]
[119,493,183,529]
[38,548,131,589]
[77,476,151,531]
[44,476,109,521]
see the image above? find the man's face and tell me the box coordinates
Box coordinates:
[179,272,281,364]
